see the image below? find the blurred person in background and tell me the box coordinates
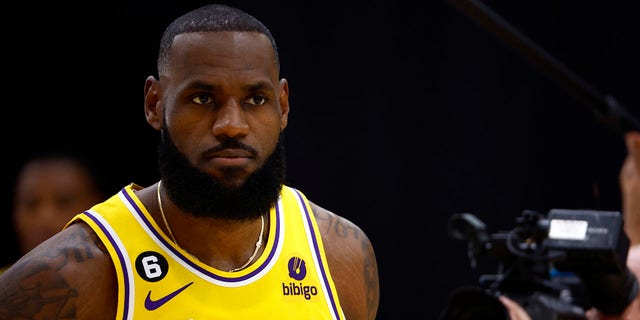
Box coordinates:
[1,150,105,272]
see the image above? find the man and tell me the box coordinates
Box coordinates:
[0,4,379,320]
[582,132,640,319]
[1,151,105,272]
[502,132,640,319]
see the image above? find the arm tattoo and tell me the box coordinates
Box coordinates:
[0,226,104,319]
[364,241,379,320]
[316,211,361,240]
[315,208,380,319]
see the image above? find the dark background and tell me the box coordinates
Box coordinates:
[3,1,639,318]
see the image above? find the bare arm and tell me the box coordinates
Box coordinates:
[583,132,640,320]
[311,202,380,320]
[0,222,117,320]
[586,132,640,319]
[621,132,640,246]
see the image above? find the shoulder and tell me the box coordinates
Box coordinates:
[309,201,380,320]
[0,221,117,319]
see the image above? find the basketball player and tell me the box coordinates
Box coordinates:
[0,4,379,319]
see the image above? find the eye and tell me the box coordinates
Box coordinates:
[192,94,214,105]
[246,95,267,106]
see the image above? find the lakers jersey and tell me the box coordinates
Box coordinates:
[67,184,345,320]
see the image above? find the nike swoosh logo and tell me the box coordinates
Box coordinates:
[144,282,194,311]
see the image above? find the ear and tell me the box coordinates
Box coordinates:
[278,78,290,130]
[144,76,163,131]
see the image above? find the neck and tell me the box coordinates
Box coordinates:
[155,180,268,271]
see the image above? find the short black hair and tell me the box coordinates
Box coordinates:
[157,4,279,75]
[17,149,107,197]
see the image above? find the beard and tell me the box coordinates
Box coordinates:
[158,129,286,221]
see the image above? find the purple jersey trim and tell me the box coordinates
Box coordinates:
[83,210,132,320]
[292,188,342,320]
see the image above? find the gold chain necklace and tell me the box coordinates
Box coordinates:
[156,180,265,272]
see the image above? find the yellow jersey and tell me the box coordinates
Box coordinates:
[68,184,345,320]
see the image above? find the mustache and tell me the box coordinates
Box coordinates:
[207,139,258,157]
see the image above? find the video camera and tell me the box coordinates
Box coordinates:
[440,209,638,319]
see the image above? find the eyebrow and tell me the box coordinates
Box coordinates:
[189,81,216,91]
[188,80,275,93]
[242,80,274,92]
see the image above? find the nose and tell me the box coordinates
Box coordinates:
[212,99,250,139]
[36,204,68,234]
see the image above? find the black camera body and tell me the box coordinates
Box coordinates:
[442,209,638,320]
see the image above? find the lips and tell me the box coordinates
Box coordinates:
[206,148,255,167]
[209,148,254,158]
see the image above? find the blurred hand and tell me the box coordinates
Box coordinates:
[499,295,531,320]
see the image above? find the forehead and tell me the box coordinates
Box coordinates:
[16,160,92,194]
[166,31,277,78]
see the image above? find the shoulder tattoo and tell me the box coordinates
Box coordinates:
[0,225,106,319]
